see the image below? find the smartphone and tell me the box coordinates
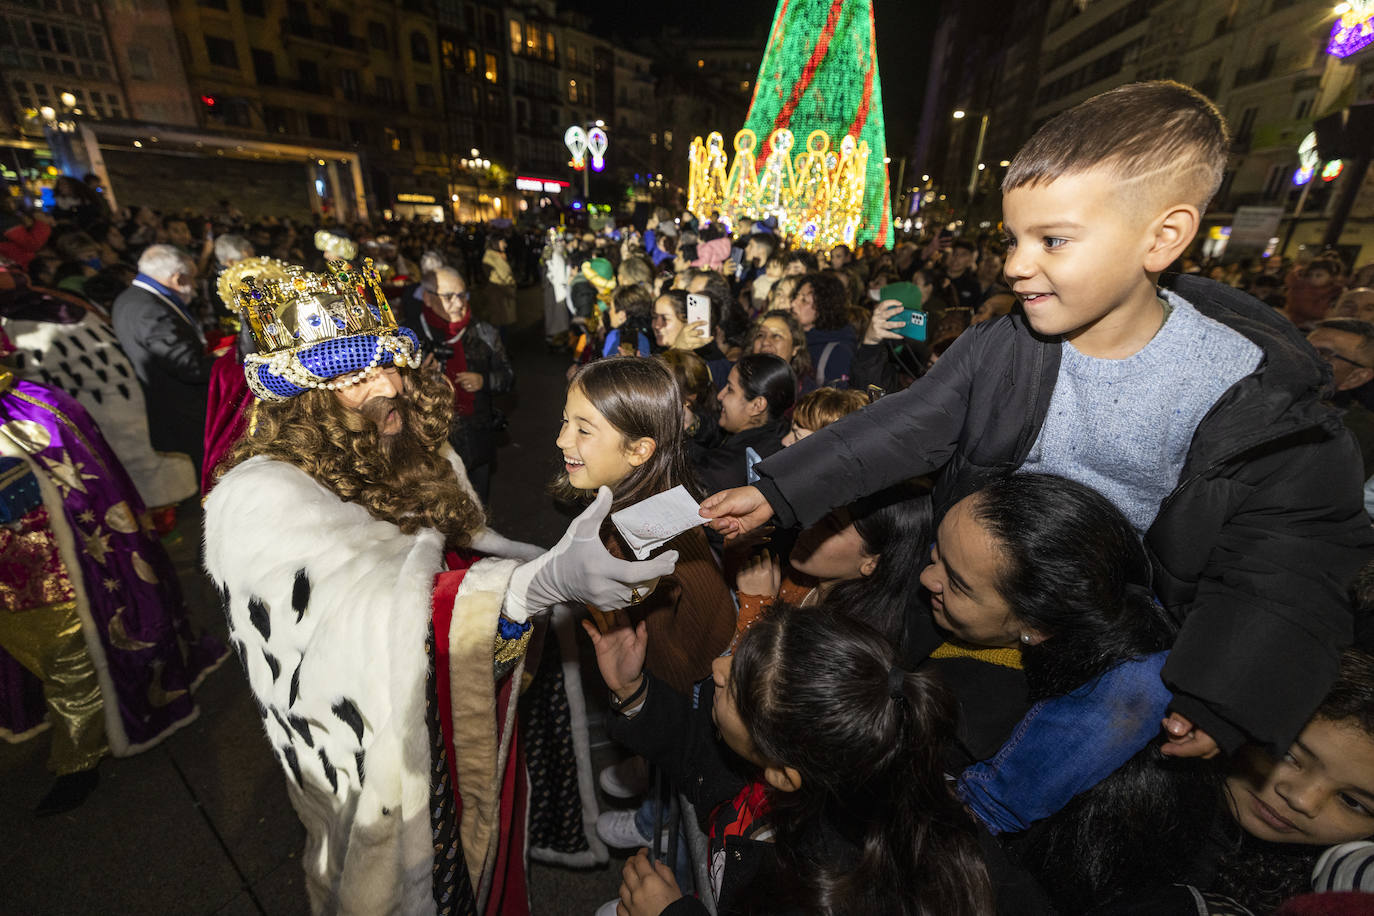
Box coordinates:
[686,292,711,337]
[892,308,928,341]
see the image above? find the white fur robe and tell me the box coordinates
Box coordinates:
[204,455,533,915]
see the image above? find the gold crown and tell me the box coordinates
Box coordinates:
[226,259,419,400]
[227,259,396,356]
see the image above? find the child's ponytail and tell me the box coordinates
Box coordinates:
[732,607,993,915]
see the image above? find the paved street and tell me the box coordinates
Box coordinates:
[0,286,633,915]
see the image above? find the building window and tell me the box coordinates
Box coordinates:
[484,51,498,83]
[410,31,430,63]
[545,32,555,61]
[306,112,331,138]
[509,19,522,54]
[287,1,308,25]
[568,45,576,68]
[264,104,291,134]
[127,46,153,80]
[441,39,456,69]
[368,21,389,51]
[251,48,277,85]
[298,58,321,92]
[204,35,238,69]
[568,79,577,103]
[416,82,435,108]
[465,47,477,73]
[199,0,229,10]
[339,67,360,101]
[348,119,367,143]
[483,10,497,42]
[421,130,439,151]
[240,0,265,16]
[526,24,539,55]
[375,75,396,102]
[386,126,401,151]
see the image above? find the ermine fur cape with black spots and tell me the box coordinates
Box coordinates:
[204,451,539,915]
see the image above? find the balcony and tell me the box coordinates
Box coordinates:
[280,18,369,57]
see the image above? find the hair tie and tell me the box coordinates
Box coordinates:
[887,665,907,700]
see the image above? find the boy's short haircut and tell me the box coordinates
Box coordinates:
[612,283,653,318]
[793,387,870,432]
[1004,80,1230,213]
[751,232,779,256]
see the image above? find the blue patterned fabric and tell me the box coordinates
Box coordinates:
[252,327,420,399]
[0,456,41,523]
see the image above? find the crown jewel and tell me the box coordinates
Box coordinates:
[226,258,418,401]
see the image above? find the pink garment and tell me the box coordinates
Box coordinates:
[693,236,734,271]
[201,349,253,493]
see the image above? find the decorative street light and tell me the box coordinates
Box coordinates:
[564,122,609,202]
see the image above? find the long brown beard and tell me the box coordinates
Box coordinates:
[219,368,485,543]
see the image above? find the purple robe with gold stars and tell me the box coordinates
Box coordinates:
[0,373,226,764]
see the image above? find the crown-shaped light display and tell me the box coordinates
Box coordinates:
[226,259,419,401]
[688,128,870,251]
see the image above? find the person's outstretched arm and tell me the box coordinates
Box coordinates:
[702,321,987,537]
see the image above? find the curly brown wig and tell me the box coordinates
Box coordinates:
[218,367,485,544]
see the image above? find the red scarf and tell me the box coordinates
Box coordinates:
[424,308,475,417]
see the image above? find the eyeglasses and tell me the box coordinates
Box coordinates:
[1313,346,1373,370]
[424,289,470,304]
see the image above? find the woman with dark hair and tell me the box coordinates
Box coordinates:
[586,605,995,916]
[790,272,857,387]
[747,308,814,394]
[917,472,1203,911]
[651,288,733,388]
[694,353,795,494]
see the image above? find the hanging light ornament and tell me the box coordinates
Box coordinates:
[565,126,588,171]
[587,126,608,172]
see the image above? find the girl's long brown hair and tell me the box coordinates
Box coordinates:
[218,367,485,543]
[554,356,699,512]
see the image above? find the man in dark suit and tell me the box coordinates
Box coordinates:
[111,244,215,474]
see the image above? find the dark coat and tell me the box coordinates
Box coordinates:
[403,308,513,470]
[111,282,214,469]
[754,274,1374,755]
[694,418,788,496]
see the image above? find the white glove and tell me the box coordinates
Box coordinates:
[470,527,546,562]
[504,487,679,623]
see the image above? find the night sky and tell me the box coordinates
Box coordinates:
[559,0,935,156]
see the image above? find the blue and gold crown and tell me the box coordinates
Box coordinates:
[226,259,419,401]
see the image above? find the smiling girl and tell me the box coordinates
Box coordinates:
[556,357,735,694]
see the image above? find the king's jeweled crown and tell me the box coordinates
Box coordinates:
[226,259,419,401]
[228,259,395,355]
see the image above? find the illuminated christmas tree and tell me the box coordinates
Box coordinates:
[744,0,892,248]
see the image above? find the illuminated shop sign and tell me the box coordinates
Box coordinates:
[515,176,570,193]
[396,193,437,203]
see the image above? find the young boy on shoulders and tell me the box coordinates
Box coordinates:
[703,80,1374,760]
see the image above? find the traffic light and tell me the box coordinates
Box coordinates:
[201,95,221,118]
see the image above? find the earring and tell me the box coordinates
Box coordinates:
[1020,633,1032,645]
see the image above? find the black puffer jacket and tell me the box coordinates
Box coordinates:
[753,274,1374,755]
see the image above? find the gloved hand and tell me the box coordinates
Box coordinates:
[504,487,679,623]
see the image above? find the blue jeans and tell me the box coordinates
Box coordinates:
[956,651,1172,835]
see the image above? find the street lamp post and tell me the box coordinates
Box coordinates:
[565,120,608,204]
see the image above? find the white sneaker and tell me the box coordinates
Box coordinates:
[598,756,649,800]
[596,810,652,849]
[593,900,620,916]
